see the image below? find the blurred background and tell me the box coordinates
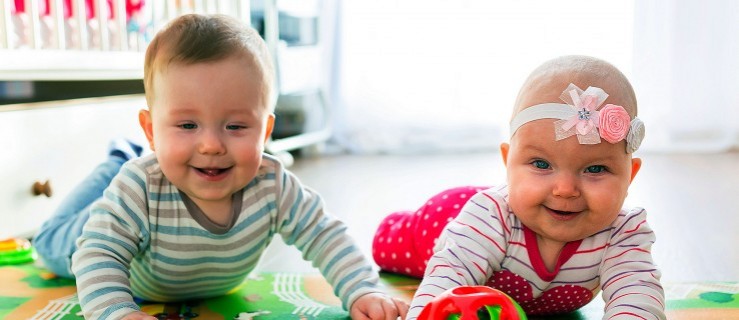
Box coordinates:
[2,0,737,154]
[1,0,737,284]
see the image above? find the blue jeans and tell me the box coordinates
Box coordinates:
[33,140,141,278]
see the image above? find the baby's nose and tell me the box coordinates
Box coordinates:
[552,174,580,198]
[198,131,226,155]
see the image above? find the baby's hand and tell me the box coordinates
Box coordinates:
[350,292,409,320]
[121,311,158,320]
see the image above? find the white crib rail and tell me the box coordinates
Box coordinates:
[0,0,260,80]
[0,1,10,49]
[0,0,253,51]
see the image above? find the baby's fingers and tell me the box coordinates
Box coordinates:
[350,297,399,320]
[350,306,371,320]
[392,297,409,320]
[121,311,157,320]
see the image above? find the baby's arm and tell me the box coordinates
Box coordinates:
[274,169,393,312]
[600,208,665,320]
[72,164,148,320]
[406,190,509,320]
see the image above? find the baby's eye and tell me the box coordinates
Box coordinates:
[585,165,607,174]
[226,124,245,130]
[179,123,197,130]
[532,160,550,170]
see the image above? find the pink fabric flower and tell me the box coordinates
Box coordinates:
[560,92,600,136]
[554,84,609,144]
[598,104,631,143]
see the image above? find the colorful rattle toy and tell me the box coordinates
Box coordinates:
[418,286,527,320]
[0,238,36,265]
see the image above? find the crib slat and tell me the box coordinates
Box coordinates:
[95,0,108,50]
[0,0,257,79]
[27,0,42,49]
[0,0,9,49]
[51,0,66,49]
[74,0,88,50]
[114,0,126,50]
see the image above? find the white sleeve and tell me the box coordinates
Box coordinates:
[406,191,511,319]
[600,208,665,320]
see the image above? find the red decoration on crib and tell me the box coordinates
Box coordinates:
[12,0,143,21]
[418,286,527,320]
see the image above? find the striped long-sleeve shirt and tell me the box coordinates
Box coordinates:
[406,185,665,320]
[72,153,381,320]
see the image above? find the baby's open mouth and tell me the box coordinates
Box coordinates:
[546,207,581,216]
[196,167,231,176]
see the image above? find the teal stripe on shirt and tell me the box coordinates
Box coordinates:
[149,238,268,265]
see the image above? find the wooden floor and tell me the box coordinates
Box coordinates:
[255,150,739,285]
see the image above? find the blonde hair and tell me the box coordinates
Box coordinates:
[143,14,275,110]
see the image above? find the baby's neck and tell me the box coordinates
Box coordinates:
[194,198,234,227]
[536,235,567,273]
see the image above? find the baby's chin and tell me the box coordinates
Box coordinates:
[526,222,595,244]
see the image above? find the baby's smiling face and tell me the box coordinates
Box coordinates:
[502,71,641,247]
[502,116,638,246]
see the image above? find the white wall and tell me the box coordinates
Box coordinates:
[333,0,635,153]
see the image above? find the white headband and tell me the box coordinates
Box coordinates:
[509,83,645,153]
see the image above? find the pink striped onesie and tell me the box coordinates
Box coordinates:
[373,185,665,319]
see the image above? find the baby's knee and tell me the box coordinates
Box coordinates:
[32,238,75,278]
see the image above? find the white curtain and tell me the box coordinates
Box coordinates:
[632,0,739,152]
[329,1,635,153]
[327,0,739,154]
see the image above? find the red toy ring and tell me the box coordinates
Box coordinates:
[418,285,527,320]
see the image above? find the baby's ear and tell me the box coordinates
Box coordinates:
[500,143,510,167]
[138,109,156,151]
[629,157,642,182]
[263,113,275,144]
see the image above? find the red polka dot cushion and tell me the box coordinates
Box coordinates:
[372,186,488,278]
